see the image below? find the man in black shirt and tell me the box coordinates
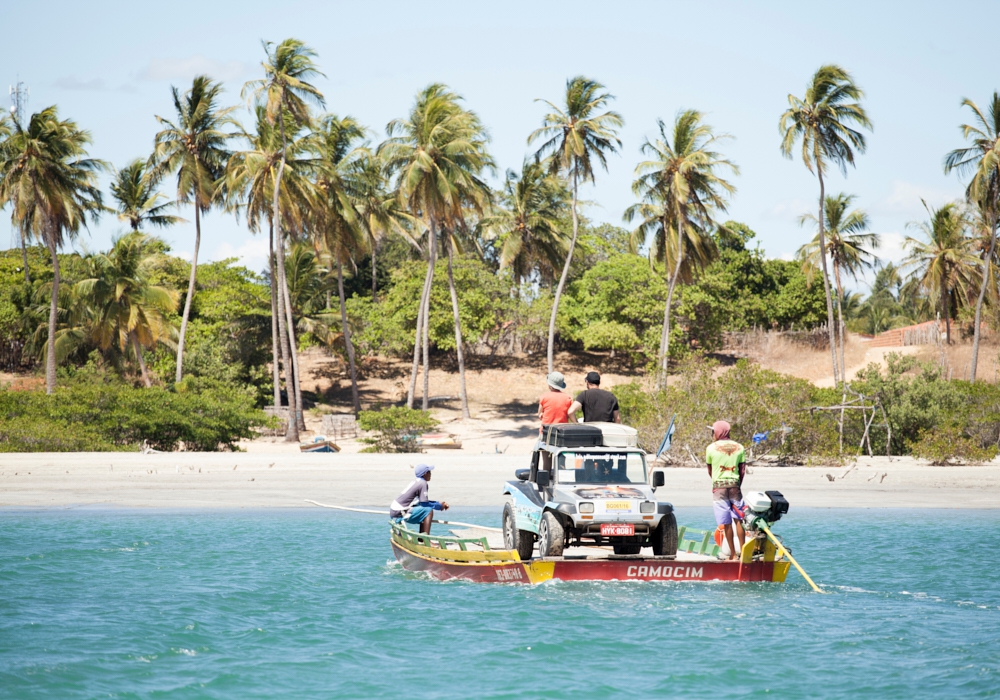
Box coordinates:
[568,371,621,423]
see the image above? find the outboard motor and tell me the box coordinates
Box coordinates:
[742,490,789,531]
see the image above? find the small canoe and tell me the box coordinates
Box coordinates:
[389,522,790,585]
[416,432,462,449]
[300,436,340,453]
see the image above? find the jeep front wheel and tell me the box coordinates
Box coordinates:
[652,512,678,557]
[538,511,565,558]
[503,502,534,560]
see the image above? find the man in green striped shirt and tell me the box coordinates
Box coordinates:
[706,420,746,561]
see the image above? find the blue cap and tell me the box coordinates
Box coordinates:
[414,464,435,478]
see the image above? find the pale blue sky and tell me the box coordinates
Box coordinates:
[3,0,998,291]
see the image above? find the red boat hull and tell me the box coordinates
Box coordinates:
[391,540,788,585]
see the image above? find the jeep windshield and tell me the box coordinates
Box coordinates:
[555,452,647,484]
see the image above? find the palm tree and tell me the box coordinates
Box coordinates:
[624,111,736,386]
[73,233,178,386]
[903,201,979,345]
[529,76,623,374]
[480,159,571,290]
[311,114,370,415]
[226,105,318,429]
[0,106,105,393]
[0,115,32,283]
[243,38,325,439]
[380,84,494,415]
[150,75,238,385]
[780,64,872,386]
[944,92,1000,380]
[110,159,184,231]
[797,193,880,379]
[351,150,420,302]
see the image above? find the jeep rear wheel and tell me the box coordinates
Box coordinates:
[538,511,565,558]
[503,502,534,560]
[652,512,678,557]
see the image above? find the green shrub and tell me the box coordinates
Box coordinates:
[616,357,839,464]
[357,406,438,453]
[911,423,997,465]
[0,382,270,452]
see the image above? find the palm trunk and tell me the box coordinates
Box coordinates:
[943,287,951,345]
[816,172,840,387]
[834,265,847,453]
[422,219,438,411]
[970,216,998,381]
[337,261,361,415]
[131,331,152,388]
[45,234,60,395]
[174,204,201,384]
[547,173,578,374]
[446,240,470,418]
[371,242,378,302]
[268,222,282,409]
[273,113,300,441]
[406,250,432,409]
[19,228,30,283]
[280,255,305,431]
[659,223,684,390]
[275,250,296,439]
[834,265,847,382]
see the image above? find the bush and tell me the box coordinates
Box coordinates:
[357,406,438,453]
[0,382,271,452]
[615,358,839,464]
[911,423,997,465]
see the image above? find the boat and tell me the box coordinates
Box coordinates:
[299,435,340,453]
[389,521,791,585]
[415,432,462,449]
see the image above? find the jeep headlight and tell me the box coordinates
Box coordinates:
[640,501,656,513]
[579,502,595,514]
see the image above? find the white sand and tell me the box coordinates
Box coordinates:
[1,452,997,510]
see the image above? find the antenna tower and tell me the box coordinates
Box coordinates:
[9,77,28,129]
[8,78,30,259]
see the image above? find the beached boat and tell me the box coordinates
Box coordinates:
[300,436,340,453]
[390,521,791,584]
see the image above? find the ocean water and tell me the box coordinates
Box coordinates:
[0,507,997,699]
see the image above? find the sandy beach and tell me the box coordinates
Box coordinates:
[1,452,997,511]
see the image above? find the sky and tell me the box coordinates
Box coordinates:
[3,0,998,292]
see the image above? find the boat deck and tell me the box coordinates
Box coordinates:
[447,527,721,563]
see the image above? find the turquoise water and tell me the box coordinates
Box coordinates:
[1,508,998,699]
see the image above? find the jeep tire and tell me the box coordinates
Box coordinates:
[503,502,534,560]
[652,512,678,557]
[538,511,565,558]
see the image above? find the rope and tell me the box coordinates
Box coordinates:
[303,499,503,533]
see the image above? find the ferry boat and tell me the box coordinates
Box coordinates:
[389,520,792,585]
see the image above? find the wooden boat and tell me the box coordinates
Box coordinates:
[390,521,791,585]
[299,436,340,453]
[415,432,462,449]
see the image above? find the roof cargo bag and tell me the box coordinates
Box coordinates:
[544,423,603,448]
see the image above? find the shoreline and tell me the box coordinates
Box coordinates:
[1,453,998,510]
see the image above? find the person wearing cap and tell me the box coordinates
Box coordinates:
[538,371,573,435]
[706,420,747,561]
[389,464,449,534]
[568,371,621,423]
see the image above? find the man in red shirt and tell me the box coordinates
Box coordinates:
[538,372,572,435]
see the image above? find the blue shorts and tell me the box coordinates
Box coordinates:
[393,506,434,527]
[712,487,744,525]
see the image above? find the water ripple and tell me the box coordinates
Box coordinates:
[0,508,997,699]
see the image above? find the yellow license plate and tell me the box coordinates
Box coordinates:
[605,501,631,511]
